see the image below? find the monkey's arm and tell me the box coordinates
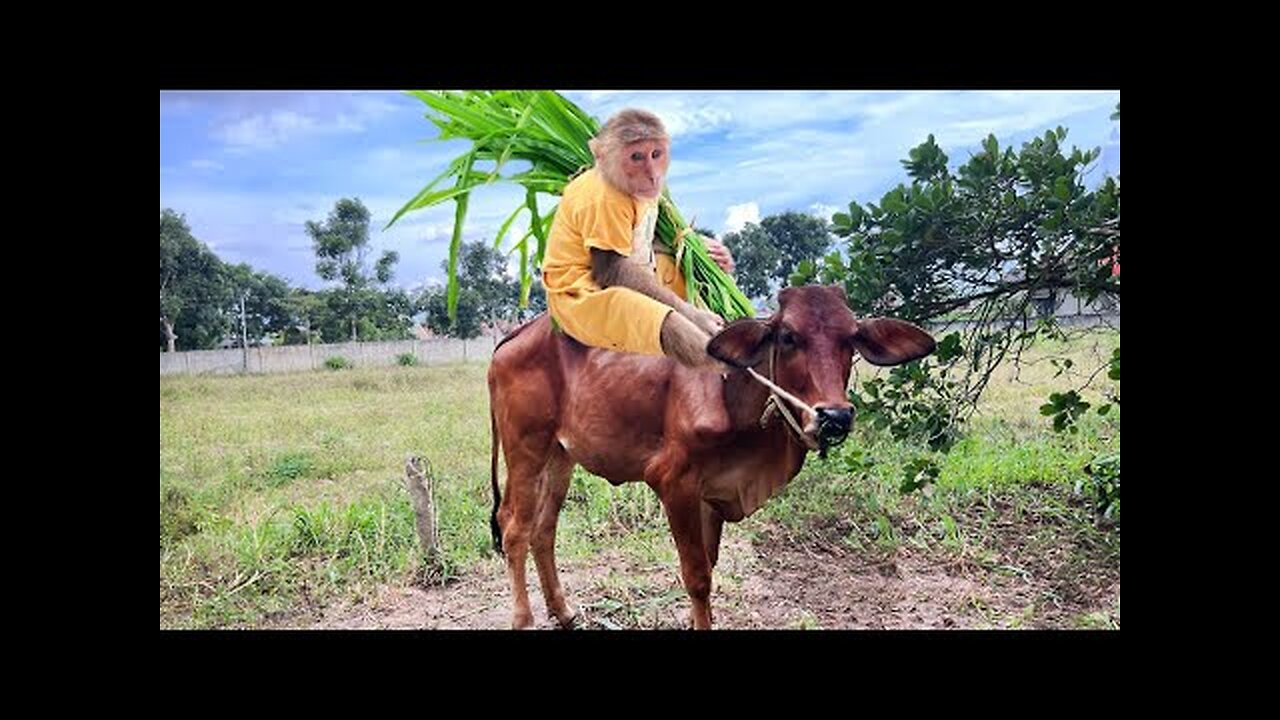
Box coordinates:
[591,248,722,336]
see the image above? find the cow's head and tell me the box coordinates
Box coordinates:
[707,285,936,452]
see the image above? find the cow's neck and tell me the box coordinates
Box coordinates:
[723,363,810,464]
[702,365,810,520]
[724,366,775,430]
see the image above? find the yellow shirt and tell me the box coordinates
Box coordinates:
[540,167,686,356]
[542,168,657,295]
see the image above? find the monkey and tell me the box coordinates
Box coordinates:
[540,108,734,370]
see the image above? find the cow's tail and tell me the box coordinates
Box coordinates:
[489,402,505,556]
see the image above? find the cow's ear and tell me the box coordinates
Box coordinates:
[708,318,773,368]
[851,318,936,366]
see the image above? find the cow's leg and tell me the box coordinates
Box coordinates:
[531,450,577,629]
[658,478,715,629]
[498,450,545,630]
[702,502,725,569]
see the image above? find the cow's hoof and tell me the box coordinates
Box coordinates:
[554,610,579,630]
[512,612,535,630]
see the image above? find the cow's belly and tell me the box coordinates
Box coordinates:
[559,430,660,485]
[559,352,670,484]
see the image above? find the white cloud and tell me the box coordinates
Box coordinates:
[562,91,734,139]
[216,111,320,150]
[809,202,839,220]
[349,141,475,190]
[724,202,760,234]
[667,159,718,181]
[661,106,734,139]
[578,90,627,103]
[190,159,224,171]
[210,91,411,152]
[344,93,402,121]
[857,92,932,121]
[934,93,1117,146]
[160,95,199,116]
[671,91,1115,229]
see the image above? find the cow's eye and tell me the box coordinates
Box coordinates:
[779,330,798,350]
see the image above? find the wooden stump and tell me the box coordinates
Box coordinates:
[403,456,440,566]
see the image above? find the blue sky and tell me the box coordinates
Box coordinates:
[160,90,1120,292]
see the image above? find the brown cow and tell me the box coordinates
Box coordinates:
[486,284,935,629]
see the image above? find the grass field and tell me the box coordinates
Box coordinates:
[160,329,1119,629]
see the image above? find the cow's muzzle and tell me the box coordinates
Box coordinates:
[814,404,854,454]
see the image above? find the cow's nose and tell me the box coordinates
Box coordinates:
[815,405,854,441]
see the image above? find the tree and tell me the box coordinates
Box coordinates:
[460,241,516,322]
[722,223,780,300]
[762,212,833,279]
[797,107,1120,468]
[281,288,325,345]
[366,287,417,341]
[222,263,293,347]
[423,286,484,339]
[723,212,832,301]
[421,240,541,338]
[813,130,1119,326]
[520,275,548,320]
[159,209,227,351]
[305,198,400,342]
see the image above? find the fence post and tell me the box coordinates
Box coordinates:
[404,456,441,568]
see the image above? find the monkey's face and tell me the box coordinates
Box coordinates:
[606,138,670,200]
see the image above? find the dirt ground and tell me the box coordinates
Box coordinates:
[270,515,1120,630]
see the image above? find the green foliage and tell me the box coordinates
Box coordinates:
[306,198,403,342]
[724,212,833,301]
[324,356,352,370]
[160,209,230,351]
[1040,390,1092,433]
[899,456,940,494]
[419,240,546,339]
[811,108,1120,510]
[265,452,316,487]
[851,331,965,453]
[423,286,483,339]
[815,125,1119,324]
[222,262,294,347]
[1081,451,1120,520]
[160,484,202,548]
